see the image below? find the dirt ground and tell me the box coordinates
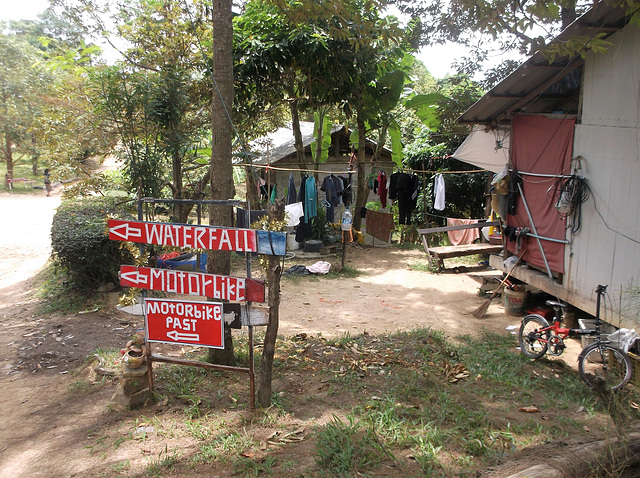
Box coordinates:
[0,190,586,477]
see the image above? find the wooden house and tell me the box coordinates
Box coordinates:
[455,2,640,326]
[247,122,394,206]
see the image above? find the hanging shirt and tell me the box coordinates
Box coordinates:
[320,176,336,223]
[377,171,388,208]
[286,173,297,205]
[330,174,344,206]
[304,175,317,221]
[434,174,445,211]
[388,172,400,200]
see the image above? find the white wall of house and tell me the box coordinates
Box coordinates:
[569,24,640,325]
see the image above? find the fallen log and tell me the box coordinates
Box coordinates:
[492,432,640,478]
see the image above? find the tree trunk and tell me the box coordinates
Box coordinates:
[289,99,307,179]
[4,134,13,189]
[206,0,236,366]
[172,149,186,223]
[352,103,369,232]
[257,200,285,408]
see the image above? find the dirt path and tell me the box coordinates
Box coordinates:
[0,192,61,290]
[0,190,528,477]
[278,245,519,339]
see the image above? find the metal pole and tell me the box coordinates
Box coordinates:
[248,325,255,410]
[517,182,553,279]
[525,232,570,244]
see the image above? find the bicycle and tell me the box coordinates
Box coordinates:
[518,284,632,391]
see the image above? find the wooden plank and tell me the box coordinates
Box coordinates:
[489,254,595,315]
[430,243,502,259]
[418,220,499,235]
[222,303,269,328]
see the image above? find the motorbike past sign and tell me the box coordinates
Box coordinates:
[144,298,224,349]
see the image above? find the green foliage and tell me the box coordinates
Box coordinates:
[310,206,333,244]
[543,33,614,62]
[50,196,134,290]
[61,170,130,199]
[315,415,386,476]
[0,33,50,179]
[402,75,488,222]
[311,111,332,164]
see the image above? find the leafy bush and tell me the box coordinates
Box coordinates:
[51,196,135,290]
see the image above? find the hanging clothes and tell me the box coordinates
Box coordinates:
[395,172,419,225]
[388,172,400,201]
[286,173,297,205]
[298,173,308,217]
[298,174,307,202]
[434,173,445,211]
[507,170,522,216]
[320,175,336,223]
[330,174,344,206]
[269,184,278,204]
[377,170,388,208]
[340,175,354,207]
[304,175,317,222]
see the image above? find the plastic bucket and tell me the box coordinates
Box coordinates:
[504,288,527,316]
[286,233,299,250]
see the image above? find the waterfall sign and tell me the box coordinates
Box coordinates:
[143,298,225,348]
[108,219,286,256]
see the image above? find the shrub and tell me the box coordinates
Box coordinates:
[51,196,135,290]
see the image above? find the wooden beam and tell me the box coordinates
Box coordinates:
[418,220,499,235]
[576,23,622,33]
[489,254,595,315]
[505,58,584,117]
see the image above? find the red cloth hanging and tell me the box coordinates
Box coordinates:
[508,115,575,274]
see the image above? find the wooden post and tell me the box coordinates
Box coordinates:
[258,200,285,408]
[341,230,348,269]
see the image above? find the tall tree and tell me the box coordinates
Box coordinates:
[206,0,237,365]
[0,35,49,186]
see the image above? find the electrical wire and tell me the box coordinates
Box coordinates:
[548,175,590,234]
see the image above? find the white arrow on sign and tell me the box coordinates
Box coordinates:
[166,331,200,342]
[110,222,143,240]
[120,270,148,285]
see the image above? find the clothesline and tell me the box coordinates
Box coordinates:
[235,162,488,176]
[235,163,354,175]
[397,168,488,174]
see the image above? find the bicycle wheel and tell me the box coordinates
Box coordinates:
[578,343,632,392]
[518,314,550,359]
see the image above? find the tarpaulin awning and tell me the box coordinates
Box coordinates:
[452,126,510,173]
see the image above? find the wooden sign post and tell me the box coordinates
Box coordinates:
[109,213,286,410]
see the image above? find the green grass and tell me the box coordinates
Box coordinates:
[36,262,96,314]
[75,327,640,477]
[233,456,276,477]
[195,430,256,464]
[314,415,390,476]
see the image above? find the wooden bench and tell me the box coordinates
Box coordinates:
[418,220,502,272]
[7,178,36,190]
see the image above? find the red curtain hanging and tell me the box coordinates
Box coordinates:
[507,115,575,274]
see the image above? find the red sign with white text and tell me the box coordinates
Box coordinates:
[144,298,224,348]
[109,219,257,252]
[119,266,265,303]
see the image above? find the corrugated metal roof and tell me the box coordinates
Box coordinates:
[247,121,390,165]
[249,122,344,165]
[458,2,634,125]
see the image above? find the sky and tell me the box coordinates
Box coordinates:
[1,0,513,79]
